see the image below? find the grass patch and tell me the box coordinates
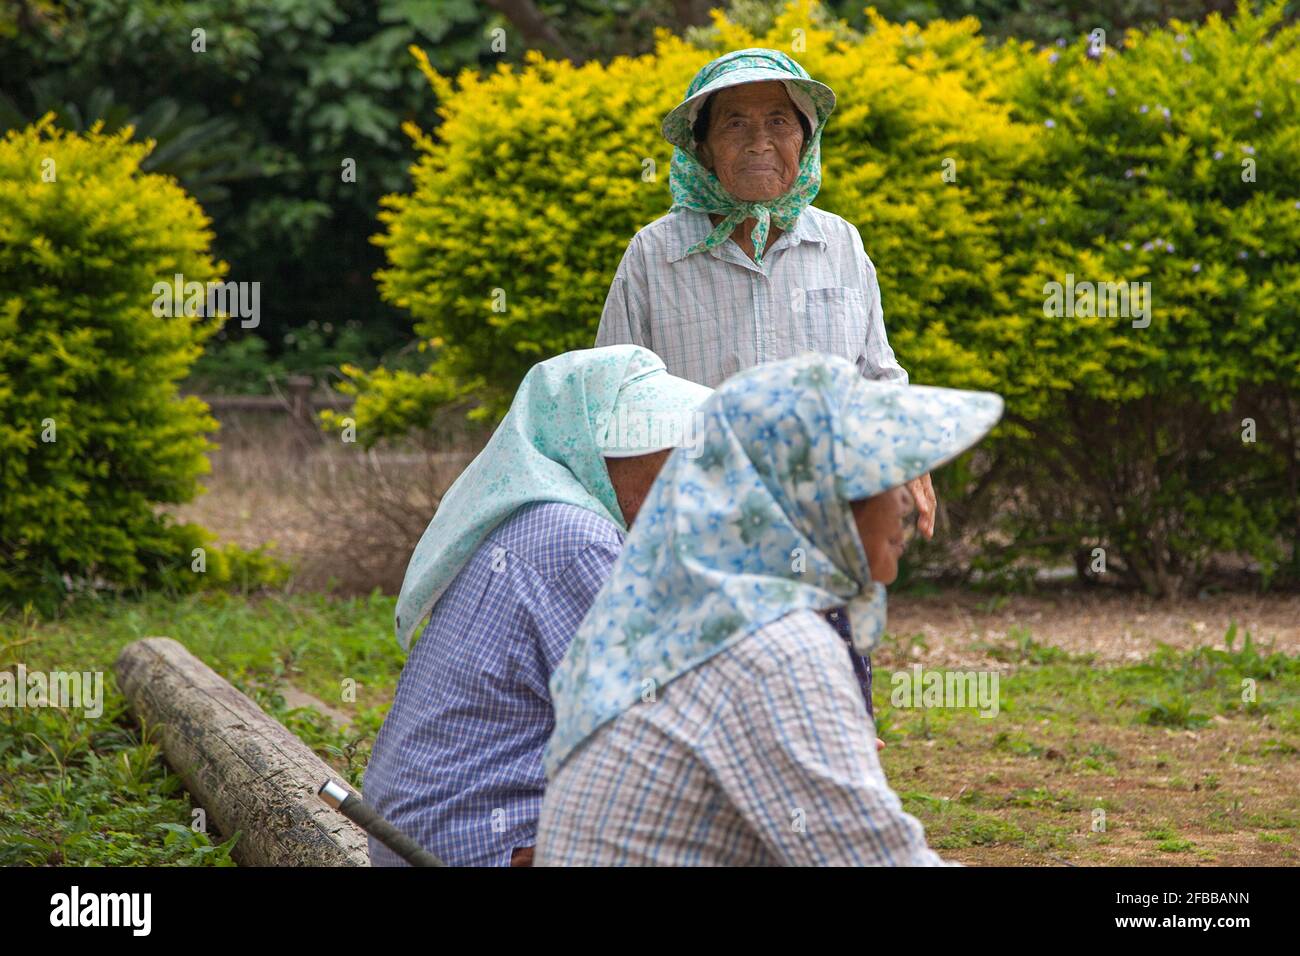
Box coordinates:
[900,791,1026,849]
[973,626,1087,665]
[5,598,1298,867]
[1137,695,1211,729]
[874,624,1300,865]
[1144,827,1196,853]
[1,591,399,865]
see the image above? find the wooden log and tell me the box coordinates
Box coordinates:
[115,637,369,866]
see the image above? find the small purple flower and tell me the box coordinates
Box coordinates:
[1176,33,1186,42]
[1294,200,1300,210]
[1107,86,1117,96]
[1254,109,1263,118]
[1160,106,1170,120]
[1191,263,1201,273]
[1045,118,1056,128]
[1238,250,1250,260]
[1049,52,1059,64]
[1057,38,1067,47]
[1122,242,1132,251]
[1139,104,1149,114]
[1182,49,1193,63]
[1214,150,1224,160]
[1142,241,1154,251]
[1124,168,1135,179]
[1038,217,1046,225]
[1243,145,1255,155]
[1167,243,1175,252]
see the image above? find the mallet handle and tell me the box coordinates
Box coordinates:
[318,779,445,867]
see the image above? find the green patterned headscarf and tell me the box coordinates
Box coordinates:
[394,346,712,651]
[662,48,836,267]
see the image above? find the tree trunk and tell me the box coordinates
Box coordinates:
[483,0,579,61]
[115,637,369,866]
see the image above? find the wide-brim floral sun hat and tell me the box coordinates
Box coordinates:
[544,354,1005,777]
[661,47,836,158]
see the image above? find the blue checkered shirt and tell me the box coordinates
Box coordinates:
[595,206,908,389]
[363,501,624,867]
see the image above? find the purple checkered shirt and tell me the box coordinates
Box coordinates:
[363,501,624,866]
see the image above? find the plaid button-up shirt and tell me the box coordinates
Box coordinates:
[363,501,624,867]
[536,608,948,867]
[595,206,908,389]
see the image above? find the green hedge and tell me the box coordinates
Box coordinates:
[988,4,1300,593]
[0,117,286,611]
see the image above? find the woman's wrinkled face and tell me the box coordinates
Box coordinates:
[850,486,917,585]
[697,81,804,202]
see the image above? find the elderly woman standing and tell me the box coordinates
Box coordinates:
[597,47,938,707]
[536,355,1003,866]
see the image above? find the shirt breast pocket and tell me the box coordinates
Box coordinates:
[799,286,867,362]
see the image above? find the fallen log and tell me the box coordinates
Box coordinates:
[115,637,369,866]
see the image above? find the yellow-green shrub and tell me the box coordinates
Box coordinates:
[358,0,1299,593]
[981,3,1300,593]
[356,0,1038,428]
[0,117,283,609]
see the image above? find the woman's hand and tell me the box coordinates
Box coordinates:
[876,738,885,753]
[906,473,937,540]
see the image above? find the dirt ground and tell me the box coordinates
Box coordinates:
[887,589,1300,665]
[875,588,1299,867]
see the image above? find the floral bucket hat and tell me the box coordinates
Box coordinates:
[661,47,836,156]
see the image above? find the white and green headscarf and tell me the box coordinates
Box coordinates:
[394,345,712,650]
[662,47,836,267]
[544,354,1004,776]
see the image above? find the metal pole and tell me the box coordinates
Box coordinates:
[318,779,445,867]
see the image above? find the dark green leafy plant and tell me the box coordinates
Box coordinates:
[0,699,240,866]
